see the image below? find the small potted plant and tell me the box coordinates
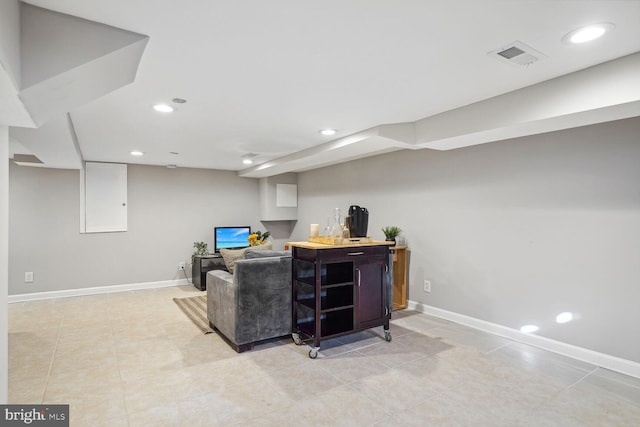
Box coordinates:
[192,241,209,262]
[381,226,401,242]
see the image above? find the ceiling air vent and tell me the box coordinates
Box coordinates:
[489,41,546,67]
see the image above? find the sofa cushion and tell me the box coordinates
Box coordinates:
[220,243,272,273]
[243,249,290,259]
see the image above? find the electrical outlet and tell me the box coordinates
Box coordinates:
[25,272,34,283]
[424,279,431,293]
[178,262,186,271]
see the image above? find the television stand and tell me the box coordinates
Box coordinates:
[192,254,226,290]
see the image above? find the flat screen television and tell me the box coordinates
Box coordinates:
[214,226,251,253]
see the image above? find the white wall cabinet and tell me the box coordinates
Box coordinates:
[82,162,127,233]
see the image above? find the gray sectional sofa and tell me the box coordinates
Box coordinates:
[206,249,292,352]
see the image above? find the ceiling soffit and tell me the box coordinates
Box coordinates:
[7,3,148,168]
[239,52,640,178]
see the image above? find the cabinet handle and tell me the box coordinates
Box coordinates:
[348,252,364,256]
[355,268,361,286]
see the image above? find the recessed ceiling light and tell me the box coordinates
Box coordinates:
[130,150,144,156]
[153,103,174,113]
[563,23,615,44]
[320,129,336,136]
[172,98,187,104]
[241,153,257,165]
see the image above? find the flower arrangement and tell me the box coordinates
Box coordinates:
[248,230,271,246]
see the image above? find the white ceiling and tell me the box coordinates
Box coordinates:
[8,0,640,175]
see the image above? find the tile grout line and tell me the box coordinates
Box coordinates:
[40,317,64,404]
[589,367,640,391]
[107,296,132,427]
[572,367,640,409]
[529,365,601,415]
[569,366,599,389]
[485,339,514,355]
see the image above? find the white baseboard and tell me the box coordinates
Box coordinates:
[8,278,190,303]
[408,300,640,379]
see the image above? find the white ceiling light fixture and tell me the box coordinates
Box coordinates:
[153,103,174,113]
[130,150,144,156]
[320,129,336,136]
[242,152,257,165]
[564,23,615,44]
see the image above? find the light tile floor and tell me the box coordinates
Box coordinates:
[8,285,640,426]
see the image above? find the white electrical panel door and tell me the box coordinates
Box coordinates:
[84,162,127,233]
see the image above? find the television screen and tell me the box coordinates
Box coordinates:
[214,226,251,253]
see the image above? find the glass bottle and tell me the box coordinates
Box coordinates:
[322,216,331,237]
[342,216,351,239]
[330,208,343,238]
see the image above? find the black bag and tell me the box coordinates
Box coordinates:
[348,205,369,237]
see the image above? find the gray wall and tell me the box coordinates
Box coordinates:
[2,128,10,403]
[293,117,640,363]
[9,164,262,294]
[1,0,20,403]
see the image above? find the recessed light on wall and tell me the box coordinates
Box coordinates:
[563,23,615,44]
[555,312,574,324]
[153,103,174,113]
[520,324,539,334]
[320,129,336,136]
[130,150,144,156]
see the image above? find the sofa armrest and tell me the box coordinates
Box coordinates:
[206,270,237,339]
